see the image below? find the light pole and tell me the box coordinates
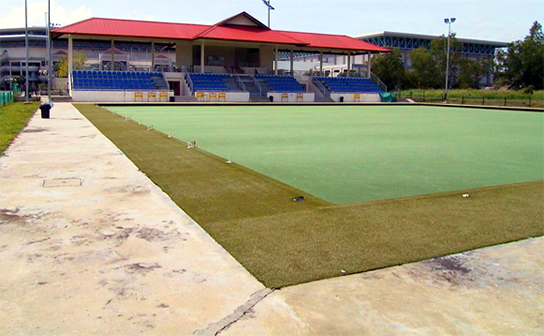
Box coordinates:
[24,0,29,103]
[444,17,456,102]
[47,0,52,103]
[261,0,275,28]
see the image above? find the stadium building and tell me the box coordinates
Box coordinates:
[289,31,508,87]
[1,12,507,102]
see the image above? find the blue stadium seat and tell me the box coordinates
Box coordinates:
[255,75,305,93]
[313,76,383,93]
[71,70,165,91]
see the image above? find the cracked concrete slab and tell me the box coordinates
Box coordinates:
[0,103,264,335]
[221,238,544,335]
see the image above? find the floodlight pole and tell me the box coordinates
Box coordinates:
[25,0,29,103]
[262,0,275,28]
[444,18,456,103]
[47,0,52,102]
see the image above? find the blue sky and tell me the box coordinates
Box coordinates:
[1,0,543,42]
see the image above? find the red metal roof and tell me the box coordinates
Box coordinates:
[52,17,207,40]
[199,25,305,45]
[279,30,390,52]
[52,13,390,53]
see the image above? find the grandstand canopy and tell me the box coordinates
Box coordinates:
[52,12,389,54]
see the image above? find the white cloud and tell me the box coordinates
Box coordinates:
[0,1,91,28]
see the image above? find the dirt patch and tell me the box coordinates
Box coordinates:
[423,255,474,286]
[124,262,162,275]
[100,228,134,241]
[432,256,470,274]
[22,128,49,133]
[136,228,169,242]
[106,185,150,195]
[0,208,31,224]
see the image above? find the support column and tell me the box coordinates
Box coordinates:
[151,41,155,71]
[347,53,351,78]
[367,52,372,78]
[68,34,73,94]
[110,40,115,71]
[290,49,294,75]
[274,45,278,75]
[319,51,323,76]
[200,42,205,73]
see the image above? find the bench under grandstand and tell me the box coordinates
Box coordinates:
[314,77,383,93]
[72,70,168,91]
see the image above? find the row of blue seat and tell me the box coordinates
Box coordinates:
[188,73,228,92]
[257,75,305,93]
[315,77,383,93]
[73,70,162,77]
[72,70,160,91]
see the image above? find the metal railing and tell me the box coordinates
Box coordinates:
[397,91,543,108]
[235,75,246,92]
[312,77,329,97]
[252,76,263,95]
[370,72,388,92]
[185,72,194,91]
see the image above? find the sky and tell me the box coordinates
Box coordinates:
[1,0,543,42]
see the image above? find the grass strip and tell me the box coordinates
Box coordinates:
[207,182,543,287]
[76,104,543,288]
[0,102,39,155]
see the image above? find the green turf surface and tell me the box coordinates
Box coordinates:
[77,104,543,288]
[0,102,39,155]
[107,105,544,204]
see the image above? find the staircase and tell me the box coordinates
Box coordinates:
[309,78,333,102]
[151,74,169,90]
[236,75,268,102]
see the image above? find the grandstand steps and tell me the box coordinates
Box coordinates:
[306,79,333,102]
[237,75,261,97]
[224,77,241,91]
[151,76,169,91]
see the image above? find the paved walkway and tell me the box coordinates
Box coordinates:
[0,103,264,335]
[223,237,543,335]
[1,103,542,335]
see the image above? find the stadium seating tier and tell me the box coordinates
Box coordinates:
[72,70,166,91]
[314,77,383,93]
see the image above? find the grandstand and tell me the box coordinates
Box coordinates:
[51,12,390,103]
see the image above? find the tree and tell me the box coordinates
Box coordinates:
[408,34,464,89]
[495,21,544,90]
[371,48,405,90]
[56,51,87,78]
[458,57,493,89]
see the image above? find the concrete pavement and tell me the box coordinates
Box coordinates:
[0,103,264,335]
[222,237,543,335]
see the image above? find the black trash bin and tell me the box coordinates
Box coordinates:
[169,96,175,102]
[39,103,52,119]
[269,96,274,102]
[340,96,344,102]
